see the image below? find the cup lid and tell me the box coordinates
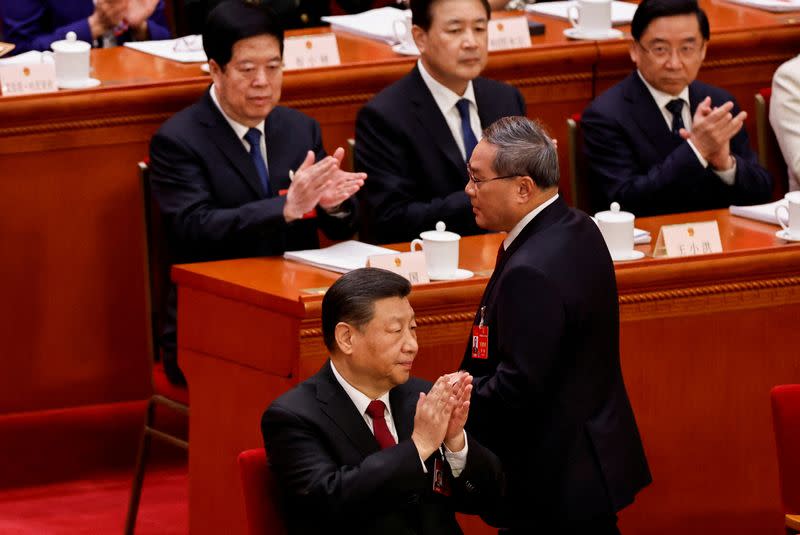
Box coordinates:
[595,202,634,223]
[51,31,91,53]
[419,221,461,242]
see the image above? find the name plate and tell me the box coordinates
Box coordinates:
[367,251,430,285]
[653,220,723,257]
[283,34,341,71]
[488,17,531,51]
[0,63,57,96]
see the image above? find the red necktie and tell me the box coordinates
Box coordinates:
[496,243,506,267]
[366,400,396,449]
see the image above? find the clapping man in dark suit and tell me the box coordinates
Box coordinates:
[581,0,771,217]
[262,268,505,534]
[149,0,366,385]
[355,0,526,244]
[460,116,651,533]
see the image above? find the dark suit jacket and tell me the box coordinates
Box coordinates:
[149,89,356,382]
[261,361,506,535]
[460,197,651,530]
[582,71,772,216]
[2,0,170,55]
[355,66,526,243]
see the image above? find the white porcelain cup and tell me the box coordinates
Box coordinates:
[595,202,634,257]
[49,31,91,83]
[393,16,415,50]
[567,0,612,35]
[410,221,461,276]
[775,191,800,239]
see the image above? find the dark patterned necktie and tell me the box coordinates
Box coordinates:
[665,99,685,137]
[455,99,478,161]
[243,128,271,196]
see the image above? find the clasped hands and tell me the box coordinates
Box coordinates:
[679,96,745,171]
[89,0,160,40]
[411,371,473,460]
[283,147,367,222]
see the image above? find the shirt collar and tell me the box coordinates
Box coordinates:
[209,83,265,141]
[503,192,559,250]
[417,59,476,115]
[330,360,393,418]
[636,70,690,111]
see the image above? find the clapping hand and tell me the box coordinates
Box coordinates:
[411,377,457,460]
[443,371,472,452]
[679,96,744,171]
[318,147,367,211]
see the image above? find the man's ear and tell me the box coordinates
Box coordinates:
[334,322,355,356]
[208,59,223,84]
[412,25,427,53]
[517,175,535,202]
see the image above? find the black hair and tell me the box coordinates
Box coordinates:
[631,0,710,41]
[321,268,412,352]
[203,0,285,70]
[411,0,491,31]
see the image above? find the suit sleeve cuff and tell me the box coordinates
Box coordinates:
[687,139,709,168]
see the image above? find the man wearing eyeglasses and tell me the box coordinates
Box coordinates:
[581,0,772,217]
[149,0,366,385]
[460,116,651,533]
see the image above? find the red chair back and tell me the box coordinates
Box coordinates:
[238,449,286,535]
[771,384,800,514]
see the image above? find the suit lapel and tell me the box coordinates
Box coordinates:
[625,73,682,157]
[316,362,381,458]
[197,88,267,198]
[265,110,291,196]
[409,67,468,180]
[474,78,498,129]
[389,384,415,442]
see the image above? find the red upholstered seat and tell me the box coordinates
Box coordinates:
[771,384,800,533]
[238,449,286,535]
[152,362,189,406]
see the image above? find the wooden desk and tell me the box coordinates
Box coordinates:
[173,209,800,535]
[0,0,797,488]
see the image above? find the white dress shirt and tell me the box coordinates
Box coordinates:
[503,193,560,251]
[330,360,468,476]
[637,71,736,185]
[418,60,482,161]
[209,83,269,168]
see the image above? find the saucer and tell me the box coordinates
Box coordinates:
[563,27,624,41]
[611,250,646,262]
[392,43,420,56]
[428,268,474,281]
[775,229,800,242]
[200,62,210,73]
[57,77,101,89]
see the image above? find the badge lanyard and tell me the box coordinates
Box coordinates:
[471,305,489,360]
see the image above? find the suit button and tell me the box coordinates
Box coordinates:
[407,493,420,504]
[465,481,476,492]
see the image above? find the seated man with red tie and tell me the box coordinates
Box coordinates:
[149,0,365,385]
[261,268,505,535]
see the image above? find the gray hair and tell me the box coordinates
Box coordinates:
[483,116,559,189]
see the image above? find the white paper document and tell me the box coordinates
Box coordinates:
[526,1,639,25]
[321,7,411,45]
[729,199,787,225]
[0,50,44,66]
[124,36,207,63]
[722,0,800,12]
[284,240,397,273]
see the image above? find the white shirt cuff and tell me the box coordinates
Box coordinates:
[443,430,469,478]
[713,158,737,185]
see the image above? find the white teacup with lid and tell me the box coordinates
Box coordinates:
[595,202,644,261]
[47,31,97,89]
[410,221,471,279]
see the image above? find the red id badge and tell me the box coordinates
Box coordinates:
[471,325,489,360]
[432,457,452,496]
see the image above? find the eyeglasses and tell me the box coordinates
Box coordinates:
[467,167,518,187]
[173,35,203,52]
[637,41,703,62]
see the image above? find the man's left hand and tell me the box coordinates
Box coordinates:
[126,0,160,37]
[443,372,472,452]
[318,147,367,211]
